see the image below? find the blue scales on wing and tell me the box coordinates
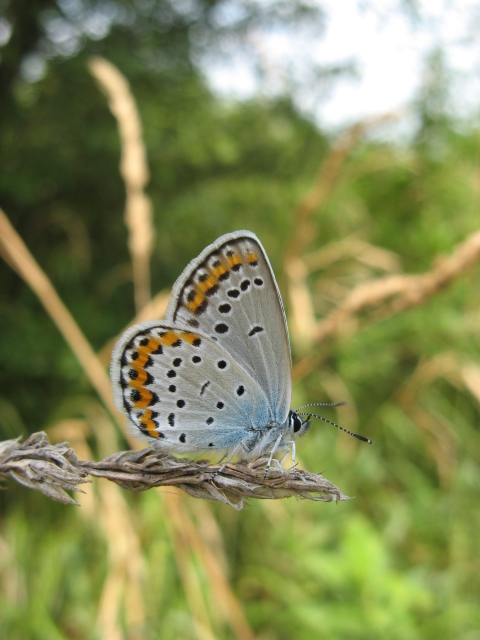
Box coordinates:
[110,322,271,452]
[165,231,292,426]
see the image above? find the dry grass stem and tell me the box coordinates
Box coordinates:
[0,207,117,419]
[462,364,480,406]
[165,494,257,640]
[0,433,89,506]
[0,433,348,511]
[285,110,403,263]
[313,228,480,344]
[89,57,155,313]
[88,59,252,633]
[284,113,402,351]
[285,256,316,351]
[303,235,402,274]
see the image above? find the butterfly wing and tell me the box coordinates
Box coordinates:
[110,321,271,452]
[165,231,292,425]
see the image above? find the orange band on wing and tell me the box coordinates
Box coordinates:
[180,332,201,345]
[197,275,218,294]
[132,389,155,409]
[128,367,150,387]
[134,338,161,366]
[226,253,242,269]
[186,290,206,313]
[140,410,159,436]
[245,251,258,265]
[211,263,229,279]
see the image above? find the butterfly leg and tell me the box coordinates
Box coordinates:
[209,444,242,481]
[264,434,283,479]
[290,440,297,473]
[278,440,297,473]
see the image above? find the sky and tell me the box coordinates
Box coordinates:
[204,0,480,132]
[4,0,480,135]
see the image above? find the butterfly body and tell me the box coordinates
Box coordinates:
[110,231,311,464]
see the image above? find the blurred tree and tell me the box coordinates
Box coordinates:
[1,4,480,640]
[0,0,333,432]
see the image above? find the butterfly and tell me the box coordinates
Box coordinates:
[110,230,370,476]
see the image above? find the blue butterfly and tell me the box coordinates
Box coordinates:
[111,231,370,475]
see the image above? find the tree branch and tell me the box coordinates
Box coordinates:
[0,432,348,510]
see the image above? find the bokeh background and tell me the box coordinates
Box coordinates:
[1,1,480,639]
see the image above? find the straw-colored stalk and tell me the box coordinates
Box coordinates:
[284,110,403,264]
[284,111,403,351]
[89,57,155,313]
[390,352,480,484]
[0,432,347,510]
[293,228,480,382]
[0,207,117,419]
[88,58,255,637]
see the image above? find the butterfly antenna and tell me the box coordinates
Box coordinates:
[296,401,347,411]
[297,411,372,444]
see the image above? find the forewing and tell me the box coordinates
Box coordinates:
[110,321,270,451]
[165,231,292,424]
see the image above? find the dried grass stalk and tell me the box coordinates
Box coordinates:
[284,112,402,351]
[285,110,403,263]
[0,433,348,510]
[89,57,155,313]
[0,207,116,418]
[313,228,480,344]
[0,433,89,505]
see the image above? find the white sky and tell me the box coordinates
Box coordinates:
[204,0,480,131]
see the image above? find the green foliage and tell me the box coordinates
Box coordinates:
[1,2,480,638]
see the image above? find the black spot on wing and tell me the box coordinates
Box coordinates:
[205,284,219,297]
[131,389,141,403]
[194,299,208,315]
[215,323,229,334]
[218,303,231,314]
[149,392,159,406]
[240,279,250,291]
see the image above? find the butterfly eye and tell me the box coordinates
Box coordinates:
[292,414,303,433]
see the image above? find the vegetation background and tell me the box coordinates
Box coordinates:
[1,1,480,638]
